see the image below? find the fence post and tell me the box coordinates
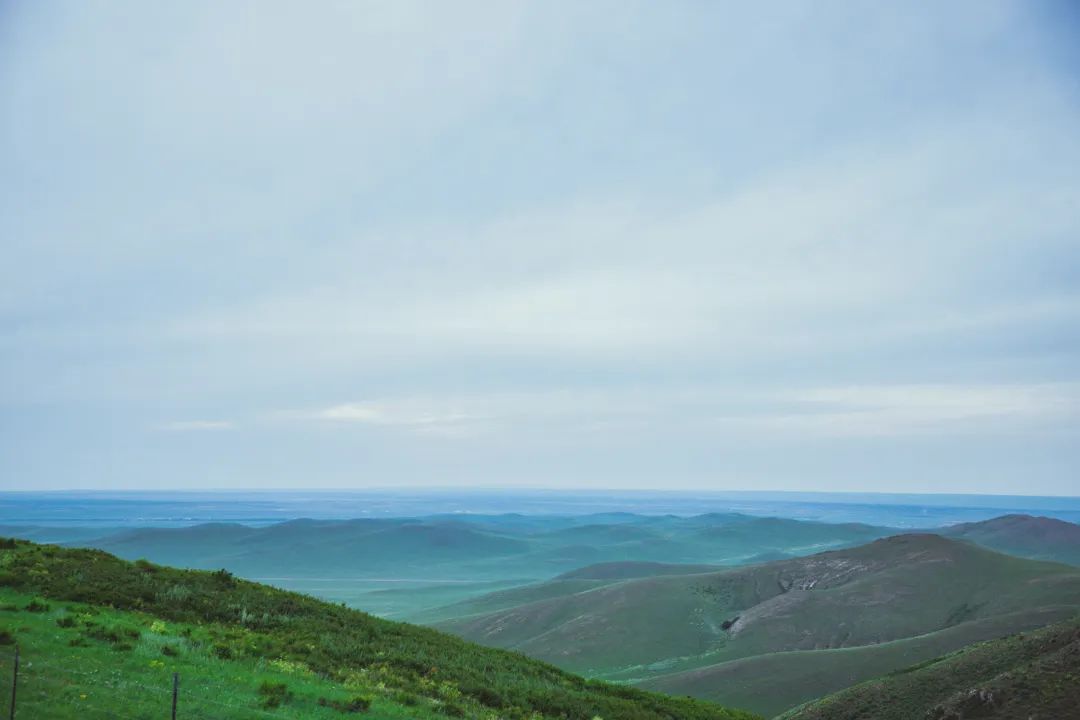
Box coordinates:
[8,645,17,720]
[171,672,179,720]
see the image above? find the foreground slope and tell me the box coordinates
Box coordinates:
[778,618,1080,720]
[0,539,757,720]
[640,608,1070,718]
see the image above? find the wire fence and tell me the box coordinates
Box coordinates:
[0,647,318,720]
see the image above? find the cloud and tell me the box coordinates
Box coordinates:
[159,420,235,432]
[3,1,1079,491]
[286,383,1080,443]
[762,384,1080,437]
[307,402,482,436]
[155,117,1080,385]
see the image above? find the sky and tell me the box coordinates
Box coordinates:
[2,1,1079,494]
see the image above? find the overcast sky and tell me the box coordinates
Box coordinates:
[3,1,1079,493]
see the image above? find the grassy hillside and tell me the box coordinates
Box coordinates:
[778,618,1080,720]
[938,514,1080,566]
[410,579,614,625]
[437,535,1080,715]
[441,535,1080,674]
[411,563,723,625]
[0,539,758,720]
[556,561,722,580]
[640,607,1074,718]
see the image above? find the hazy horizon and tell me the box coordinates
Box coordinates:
[4,1,1080,493]
[5,488,1080,532]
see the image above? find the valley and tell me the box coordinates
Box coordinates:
[2,509,1078,717]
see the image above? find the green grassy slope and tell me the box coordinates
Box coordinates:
[937,514,1080,567]
[555,561,722,580]
[639,607,1075,718]
[0,539,759,720]
[777,617,1080,720]
[411,563,723,625]
[438,535,1080,682]
[409,579,614,625]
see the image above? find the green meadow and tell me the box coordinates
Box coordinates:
[0,539,758,720]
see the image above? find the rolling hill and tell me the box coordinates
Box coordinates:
[7,513,893,617]
[640,608,1071,717]
[0,538,758,720]
[778,617,1080,720]
[72,513,892,578]
[437,535,1080,715]
[938,514,1080,567]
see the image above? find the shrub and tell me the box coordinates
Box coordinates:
[212,569,237,587]
[85,624,140,645]
[438,701,467,717]
[212,643,234,659]
[257,681,293,709]
[318,695,373,713]
[390,690,421,706]
[135,559,158,573]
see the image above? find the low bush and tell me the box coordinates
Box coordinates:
[85,624,140,645]
[258,681,293,709]
[318,694,373,713]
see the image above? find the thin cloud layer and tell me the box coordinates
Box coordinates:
[2,1,1078,492]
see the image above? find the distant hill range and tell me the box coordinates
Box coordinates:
[436,534,1080,716]
[67,513,891,575]
[0,512,1076,620]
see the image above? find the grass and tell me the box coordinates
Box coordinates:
[443,535,1080,676]
[639,606,1078,717]
[777,617,1080,720]
[0,539,759,720]
[436,534,1080,716]
[0,589,428,719]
